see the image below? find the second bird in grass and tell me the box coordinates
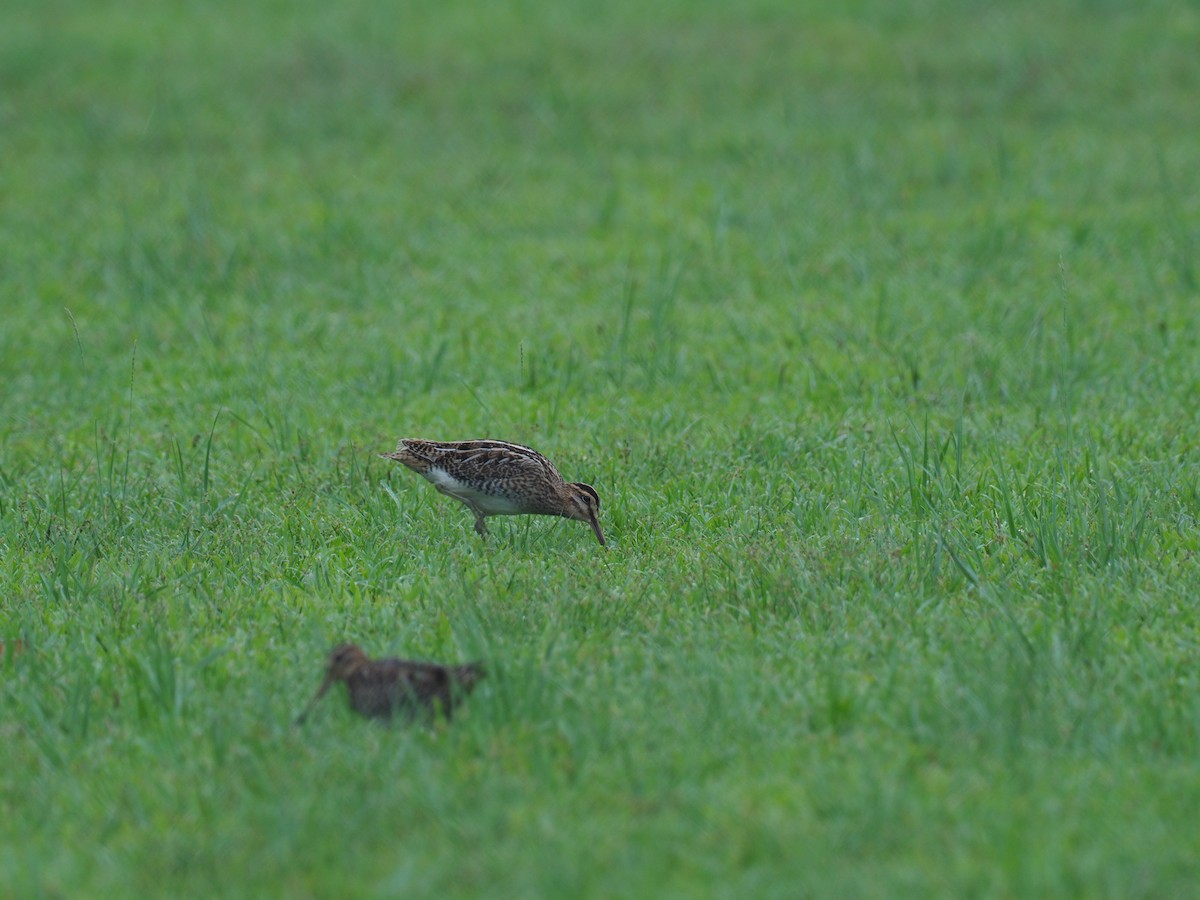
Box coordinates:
[382,438,606,545]
[295,644,485,725]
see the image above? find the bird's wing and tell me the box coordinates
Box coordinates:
[433,441,561,482]
[407,665,452,703]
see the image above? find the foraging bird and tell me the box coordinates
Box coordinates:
[295,644,484,725]
[381,439,606,545]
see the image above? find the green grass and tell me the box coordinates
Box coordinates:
[3,0,1200,895]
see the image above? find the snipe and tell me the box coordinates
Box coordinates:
[295,644,484,725]
[381,439,605,545]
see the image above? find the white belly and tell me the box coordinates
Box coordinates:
[427,468,524,515]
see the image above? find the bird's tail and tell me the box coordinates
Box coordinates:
[379,439,433,471]
[450,662,486,694]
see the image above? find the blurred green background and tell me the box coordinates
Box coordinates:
[2,1,1199,896]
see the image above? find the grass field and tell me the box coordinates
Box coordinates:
[3,0,1200,895]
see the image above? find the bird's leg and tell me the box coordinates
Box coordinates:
[457,498,488,538]
[438,487,488,539]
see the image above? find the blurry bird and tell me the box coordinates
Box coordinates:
[381,438,605,545]
[295,643,484,725]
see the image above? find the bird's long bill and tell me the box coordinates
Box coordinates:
[588,512,607,547]
[294,673,334,725]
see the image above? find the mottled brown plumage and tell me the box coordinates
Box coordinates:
[381,438,605,545]
[295,644,484,725]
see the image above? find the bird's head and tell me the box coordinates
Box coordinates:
[564,482,605,546]
[295,643,370,725]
